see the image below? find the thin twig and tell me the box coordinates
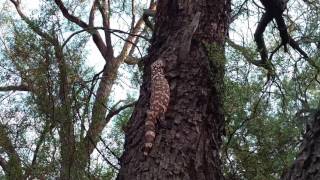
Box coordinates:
[61,27,149,48]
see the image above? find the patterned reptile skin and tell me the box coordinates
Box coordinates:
[143,59,170,156]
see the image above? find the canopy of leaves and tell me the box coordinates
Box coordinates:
[222,0,320,179]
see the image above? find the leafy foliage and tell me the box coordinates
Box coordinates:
[221,0,320,179]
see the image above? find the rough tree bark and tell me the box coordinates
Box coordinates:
[282,110,320,180]
[117,0,231,179]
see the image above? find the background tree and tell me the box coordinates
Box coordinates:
[223,0,320,179]
[0,0,150,179]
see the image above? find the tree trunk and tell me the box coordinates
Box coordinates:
[54,46,76,180]
[0,125,23,180]
[282,110,320,180]
[117,0,230,179]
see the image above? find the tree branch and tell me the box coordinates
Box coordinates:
[82,100,135,165]
[0,156,8,174]
[117,18,145,60]
[105,101,136,122]
[9,0,58,45]
[231,0,249,23]
[117,2,156,62]
[226,38,264,67]
[143,9,156,31]
[86,133,119,170]
[124,56,140,65]
[54,0,88,28]
[61,27,149,49]
[0,124,23,177]
[54,0,110,60]
[89,0,98,27]
[25,121,53,178]
[0,84,30,92]
[130,0,136,33]
[254,11,273,63]
[97,0,113,56]
[227,38,275,80]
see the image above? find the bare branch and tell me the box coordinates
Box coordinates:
[9,0,18,6]
[231,0,250,23]
[130,0,136,33]
[105,101,136,121]
[97,0,113,53]
[89,0,99,27]
[288,37,308,58]
[254,11,273,63]
[86,134,119,170]
[98,135,120,160]
[117,3,156,62]
[109,100,126,111]
[124,56,140,65]
[61,27,149,49]
[54,0,110,60]
[117,18,145,60]
[143,9,155,31]
[0,84,30,92]
[54,0,88,28]
[143,9,156,16]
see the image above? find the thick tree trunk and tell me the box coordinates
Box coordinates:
[117,0,230,179]
[282,110,320,180]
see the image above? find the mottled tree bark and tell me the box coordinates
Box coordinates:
[117,0,231,179]
[282,110,320,180]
